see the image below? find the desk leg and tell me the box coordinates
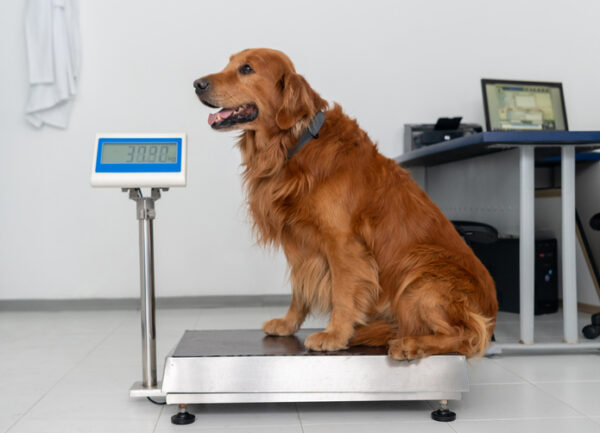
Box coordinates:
[561,146,578,344]
[519,147,535,345]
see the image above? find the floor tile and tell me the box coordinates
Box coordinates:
[0,393,44,433]
[155,424,303,433]
[24,391,162,421]
[190,307,275,330]
[494,311,590,324]
[493,322,589,344]
[0,310,130,337]
[2,331,109,369]
[77,328,184,379]
[0,416,19,433]
[466,358,524,385]
[431,383,582,420]
[3,306,599,433]
[0,327,115,432]
[0,394,42,418]
[535,382,600,416]
[297,401,433,425]
[493,353,600,383]
[303,421,454,432]
[451,417,600,433]
[118,309,201,336]
[8,417,159,433]
[155,403,301,429]
[49,362,140,396]
[491,310,591,344]
[0,365,66,398]
[495,311,521,324]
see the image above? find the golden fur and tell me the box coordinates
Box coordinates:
[195,48,498,359]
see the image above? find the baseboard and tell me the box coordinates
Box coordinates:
[0,295,292,312]
[558,300,600,314]
[578,302,600,314]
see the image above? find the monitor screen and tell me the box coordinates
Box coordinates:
[481,79,568,131]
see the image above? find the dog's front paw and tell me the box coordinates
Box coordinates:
[304,331,349,351]
[262,318,298,336]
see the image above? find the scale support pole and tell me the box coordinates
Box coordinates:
[128,188,163,390]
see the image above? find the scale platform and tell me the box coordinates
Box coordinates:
[159,329,469,406]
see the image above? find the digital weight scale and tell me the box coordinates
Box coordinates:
[91,133,469,425]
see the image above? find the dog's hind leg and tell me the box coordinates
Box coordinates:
[389,278,494,360]
[388,313,491,360]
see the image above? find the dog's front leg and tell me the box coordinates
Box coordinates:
[304,235,380,351]
[263,294,308,336]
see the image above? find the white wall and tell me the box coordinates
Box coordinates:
[1,0,599,300]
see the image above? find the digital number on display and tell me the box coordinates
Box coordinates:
[101,143,178,164]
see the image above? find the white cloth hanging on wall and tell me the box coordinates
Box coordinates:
[24,0,81,129]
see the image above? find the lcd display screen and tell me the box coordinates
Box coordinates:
[101,142,178,164]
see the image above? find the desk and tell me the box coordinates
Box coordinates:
[397,131,600,354]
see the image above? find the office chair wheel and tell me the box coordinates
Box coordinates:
[582,313,600,339]
[590,214,600,231]
[582,324,600,339]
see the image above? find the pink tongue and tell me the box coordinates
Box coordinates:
[220,108,234,119]
[208,108,235,126]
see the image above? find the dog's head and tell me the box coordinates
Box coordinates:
[194,48,326,134]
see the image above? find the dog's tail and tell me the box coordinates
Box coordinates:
[464,309,496,358]
[350,320,397,347]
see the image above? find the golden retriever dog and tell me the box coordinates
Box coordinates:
[194,48,497,359]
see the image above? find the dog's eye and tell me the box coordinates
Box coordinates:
[238,64,254,75]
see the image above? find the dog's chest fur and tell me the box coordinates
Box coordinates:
[239,130,316,248]
[247,168,313,247]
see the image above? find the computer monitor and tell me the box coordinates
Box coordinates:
[481,79,568,131]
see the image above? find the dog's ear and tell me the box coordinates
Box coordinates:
[276,73,322,131]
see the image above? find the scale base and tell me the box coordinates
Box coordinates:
[129,381,164,398]
[160,329,469,413]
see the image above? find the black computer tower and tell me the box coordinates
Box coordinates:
[470,238,559,315]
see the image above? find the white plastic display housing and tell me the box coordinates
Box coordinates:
[90,133,187,188]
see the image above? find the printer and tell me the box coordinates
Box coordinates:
[403,117,482,153]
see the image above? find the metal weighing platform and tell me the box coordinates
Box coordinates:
[162,330,468,405]
[126,189,469,425]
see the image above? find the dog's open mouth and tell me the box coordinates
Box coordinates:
[208,104,258,129]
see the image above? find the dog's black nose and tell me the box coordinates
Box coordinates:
[194,78,210,92]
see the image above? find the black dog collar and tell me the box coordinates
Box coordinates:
[287,111,326,159]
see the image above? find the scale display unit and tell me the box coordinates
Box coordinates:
[91,133,469,425]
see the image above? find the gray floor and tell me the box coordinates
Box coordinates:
[1,306,600,433]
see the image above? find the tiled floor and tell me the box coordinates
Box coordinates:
[1,306,600,432]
